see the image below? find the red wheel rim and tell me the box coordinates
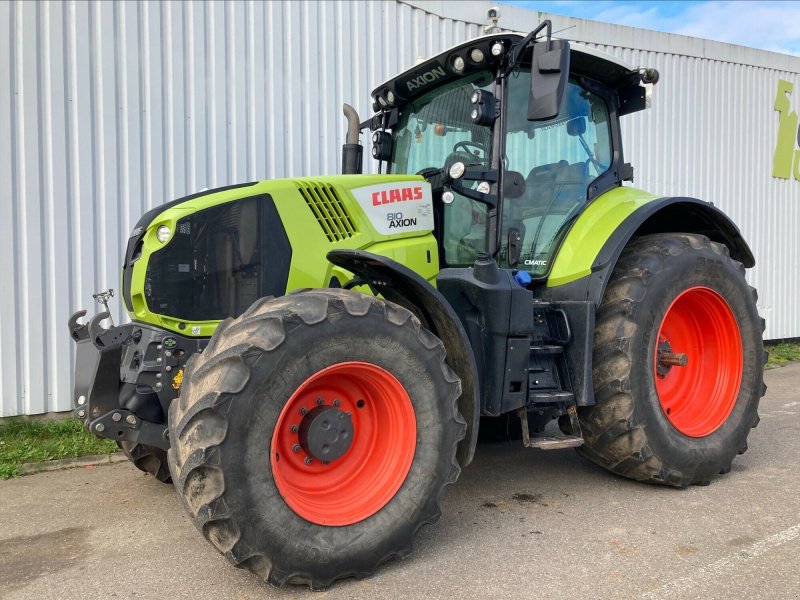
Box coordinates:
[654,286,743,437]
[270,361,416,526]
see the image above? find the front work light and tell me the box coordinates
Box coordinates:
[371,130,393,161]
[470,89,497,125]
[449,162,466,180]
[156,225,171,243]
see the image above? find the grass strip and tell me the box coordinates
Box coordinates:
[0,418,117,480]
[765,341,800,370]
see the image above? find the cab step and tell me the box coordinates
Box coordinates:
[529,390,574,403]
[526,434,584,449]
[530,344,564,354]
[517,406,584,450]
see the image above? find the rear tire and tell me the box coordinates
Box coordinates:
[167,289,465,589]
[118,441,171,483]
[578,234,765,487]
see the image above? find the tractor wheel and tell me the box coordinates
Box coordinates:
[167,289,465,589]
[577,233,765,487]
[117,441,171,483]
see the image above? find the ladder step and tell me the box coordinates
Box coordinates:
[527,434,584,450]
[529,391,574,403]
[530,344,564,354]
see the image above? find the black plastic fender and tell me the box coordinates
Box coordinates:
[327,249,480,468]
[546,196,756,307]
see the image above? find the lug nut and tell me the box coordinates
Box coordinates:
[290,425,299,433]
[304,456,313,465]
[292,444,301,453]
[95,423,105,433]
[299,407,307,415]
[77,409,86,419]
[111,412,122,422]
[77,395,86,406]
[155,383,162,391]
[333,399,341,407]
[166,366,172,372]
[126,415,136,425]
[316,397,324,405]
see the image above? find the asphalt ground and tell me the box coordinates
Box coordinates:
[2,363,799,600]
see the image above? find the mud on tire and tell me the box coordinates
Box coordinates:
[578,233,766,487]
[167,289,465,589]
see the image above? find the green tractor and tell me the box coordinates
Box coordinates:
[69,23,765,589]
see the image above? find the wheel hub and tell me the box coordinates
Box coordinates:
[656,339,688,378]
[298,405,354,462]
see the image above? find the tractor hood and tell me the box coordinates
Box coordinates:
[121,175,438,337]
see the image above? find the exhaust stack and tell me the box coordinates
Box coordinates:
[341,104,363,174]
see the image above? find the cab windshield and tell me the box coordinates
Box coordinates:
[501,72,612,276]
[391,70,495,265]
[391,70,494,175]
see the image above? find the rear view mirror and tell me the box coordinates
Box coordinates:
[567,117,586,136]
[528,38,571,121]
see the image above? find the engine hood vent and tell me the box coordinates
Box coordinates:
[297,181,357,242]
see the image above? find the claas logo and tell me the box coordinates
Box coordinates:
[371,186,423,206]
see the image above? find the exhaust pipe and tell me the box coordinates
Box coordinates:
[341,103,363,174]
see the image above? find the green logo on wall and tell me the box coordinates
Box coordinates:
[773,79,800,181]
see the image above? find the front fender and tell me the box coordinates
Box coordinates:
[327,249,480,468]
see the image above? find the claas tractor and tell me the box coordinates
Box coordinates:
[68,22,765,589]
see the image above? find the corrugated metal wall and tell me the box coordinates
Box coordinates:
[1,0,798,416]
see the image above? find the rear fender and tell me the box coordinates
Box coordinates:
[326,249,480,468]
[546,193,755,306]
[545,194,755,408]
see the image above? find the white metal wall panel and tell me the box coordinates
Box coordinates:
[0,0,483,416]
[1,0,799,416]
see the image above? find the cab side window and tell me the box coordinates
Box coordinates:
[502,77,613,276]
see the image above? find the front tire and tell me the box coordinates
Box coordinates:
[578,234,765,487]
[167,289,465,589]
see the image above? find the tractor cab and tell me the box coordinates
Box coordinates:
[363,24,657,278]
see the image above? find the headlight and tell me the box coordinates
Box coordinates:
[470,48,485,63]
[156,225,171,243]
[449,162,466,180]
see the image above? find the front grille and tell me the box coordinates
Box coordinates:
[297,182,357,242]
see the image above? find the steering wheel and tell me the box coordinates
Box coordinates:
[452,141,487,160]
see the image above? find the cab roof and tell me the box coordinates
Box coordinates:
[371,32,647,113]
